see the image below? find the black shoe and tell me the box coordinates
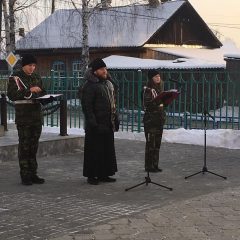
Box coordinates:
[98,177,116,182]
[155,167,163,172]
[21,176,33,186]
[87,177,99,185]
[31,175,45,184]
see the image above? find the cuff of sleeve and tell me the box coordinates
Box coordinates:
[24,91,32,99]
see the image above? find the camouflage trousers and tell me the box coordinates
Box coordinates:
[17,124,42,178]
[144,129,163,171]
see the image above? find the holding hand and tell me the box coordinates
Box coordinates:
[30,86,42,93]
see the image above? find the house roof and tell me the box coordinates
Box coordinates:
[16,1,187,50]
[224,53,240,60]
[151,47,226,64]
[103,55,225,70]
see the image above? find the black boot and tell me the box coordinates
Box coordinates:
[21,175,33,186]
[98,177,116,182]
[87,177,99,185]
[31,175,45,184]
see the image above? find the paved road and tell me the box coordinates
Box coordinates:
[0,139,239,240]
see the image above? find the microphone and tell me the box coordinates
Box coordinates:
[143,86,151,91]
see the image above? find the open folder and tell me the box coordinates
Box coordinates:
[35,94,62,105]
[154,89,180,105]
[36,94,62,99]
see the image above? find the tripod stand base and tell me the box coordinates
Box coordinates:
[185,166,227,180]
[125,176,173,191]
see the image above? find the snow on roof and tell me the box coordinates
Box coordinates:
[224,53,240,60]
[103,55,225,70]
[16,1,185,50]
[151,47,226,64]
[151,42,240,64]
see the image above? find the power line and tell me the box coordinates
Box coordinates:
[209,24,240,30]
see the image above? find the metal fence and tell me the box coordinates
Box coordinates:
[1,70,240,132]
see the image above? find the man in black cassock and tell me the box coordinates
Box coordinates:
[81,58,119,185]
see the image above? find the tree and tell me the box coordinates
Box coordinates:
[0,0,3,48]
[2,0,10,54]
[71,0,113,72]
[1,0,39,55]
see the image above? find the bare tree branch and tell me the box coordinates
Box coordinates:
[14,0,39,12]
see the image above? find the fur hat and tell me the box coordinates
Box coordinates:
[148,69,160,80]
[21,54,37,67]
[89,58,106,72]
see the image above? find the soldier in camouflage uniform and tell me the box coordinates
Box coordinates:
[143,69,166,172]
[7,54,46,185]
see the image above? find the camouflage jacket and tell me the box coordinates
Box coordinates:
[7,70,46,125]
[143,81,166,131]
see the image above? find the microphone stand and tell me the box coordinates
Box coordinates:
[167,78,227,180]
[185,108,227,180]
[125,170,173,191]
[125,81,173,192]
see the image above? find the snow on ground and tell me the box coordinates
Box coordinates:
[42,127,240,150]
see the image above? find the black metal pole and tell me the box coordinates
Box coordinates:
[185,109,226,180]
[204,110,207,169]
[1,93,8,131]
[125,170,173,192]
[60,99,67,136]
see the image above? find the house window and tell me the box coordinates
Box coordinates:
[72,60,83,87]
[52,61,66,78]
[52,61,66,88]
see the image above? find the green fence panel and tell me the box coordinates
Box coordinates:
[1,69,240,132]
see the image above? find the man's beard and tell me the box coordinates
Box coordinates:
[96,74,107,81]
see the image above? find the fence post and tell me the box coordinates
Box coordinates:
[1,93,8,131]
[60,99,68,136]
[137,69,142,133]
[184,112,188,129]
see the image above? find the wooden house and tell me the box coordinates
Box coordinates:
[15,0,222,75]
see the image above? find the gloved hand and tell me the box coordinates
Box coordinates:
[114,113,120,132]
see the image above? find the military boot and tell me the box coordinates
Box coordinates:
[31,175,45,184]
[21,175,33,186]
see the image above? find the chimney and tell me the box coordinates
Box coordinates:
[101,0,111,8]
[224,54,240,105]
[148,0,160,7]
[19,28,25,37]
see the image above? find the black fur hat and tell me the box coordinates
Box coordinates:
[148,69,159,79]
[21,54,37,67]
[89,58,106,72]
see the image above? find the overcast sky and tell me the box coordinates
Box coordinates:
[21,0,240,48]
[189,0,240,47]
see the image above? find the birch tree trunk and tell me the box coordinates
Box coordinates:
[2,0,10,54]
[9,0,15,52]
[81,0,89,72]
[0,0,2,44]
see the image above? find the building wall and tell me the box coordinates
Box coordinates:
[22,48,146,74]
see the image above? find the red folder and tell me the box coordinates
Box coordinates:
[154,89,180,105]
